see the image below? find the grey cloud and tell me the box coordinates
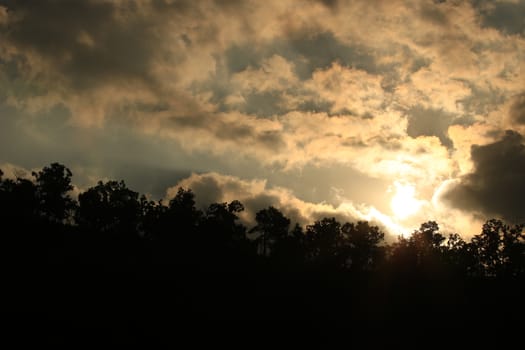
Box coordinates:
[210,76,335,117]
[297,98,334,114]
[169,113,286,152]
[341,137,367,148]
[382,45,431,93]
[0,103,50,168]
[222,31,381,81]
[474,0,525,36]
[419,1,450,26]
[442,130,525,222]
[176,174,225,209]
[215,123,255,139]
[256,130,285,150]
[312,0,339,9]
[216,123,285,152]
[224,44,261,74]
[173,160,391,216]
[150,0,194,13]
[121,101,170,114]
[202,31,393,118]
[0,103,213,199]
[235,90,333,117]
[0,54,49,102]
[0,55,27,83]
[273,163,390,212]
[241,194,284,215]
[169,173,302,226]
[284,31,378,80]
[2,1,153,90]
[406,107,455,148]
[171,172,369,229]
[374,136,403,151]
[509,92,525,124]
[457,79,507,115]
[204,33,430,118]
[168,113,209,129]
[240,91,285,117]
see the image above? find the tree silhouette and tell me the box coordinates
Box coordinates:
[305,217,343,268]
[77,180,141,235]
[166,187,202,237]
[202,200,247,251]
[270,223,306,267]
[470,219,525,277]
[442,233,470,275]
[250,206,290,257]
[412,221,445,264]
[341,221,385,272]
[32,162,76,224]
[4,161,525,334]
[390,221,446,270]
[138,195,166,238]
[0,176,38,224]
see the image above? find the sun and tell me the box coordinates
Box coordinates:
[390,181,422,220]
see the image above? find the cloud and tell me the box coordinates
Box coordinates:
[0,162,34,180]
[166,171,403,238]
[441,130,525,222]
[1,0,161,89]
[2,0,522,134]
[0,5,7,26]
[307,63,385,117]
[168,170,488,239]
[509,92,525,124]
[406,107,455,148]
[1,0,524,239]
[474,0,525,36]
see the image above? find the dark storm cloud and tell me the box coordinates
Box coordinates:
[406,107,455,148]
[442,130,525,222]
[1,0,163,90]
[474,0,525,36]
[1,0,251,94]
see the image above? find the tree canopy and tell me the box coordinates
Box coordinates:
[2,162,525,340]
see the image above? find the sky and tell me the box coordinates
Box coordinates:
[1,0,524,239]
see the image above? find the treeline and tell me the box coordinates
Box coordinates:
[2,163,525,341]
[2,162,524,277]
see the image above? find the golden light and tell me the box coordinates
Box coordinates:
[390,181,422,220]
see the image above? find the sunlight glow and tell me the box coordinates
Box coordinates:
[390,181,422,220]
